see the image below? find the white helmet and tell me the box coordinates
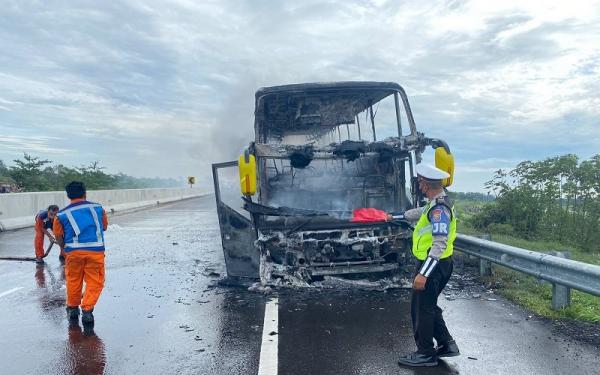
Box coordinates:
[416,164,450,181]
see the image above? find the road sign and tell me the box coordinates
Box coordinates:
[188,176,196,186]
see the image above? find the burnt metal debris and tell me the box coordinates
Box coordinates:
[212,81,448,285]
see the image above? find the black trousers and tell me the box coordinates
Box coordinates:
[411,257,454,355]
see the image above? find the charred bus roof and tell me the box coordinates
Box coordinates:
[254,81,413,142]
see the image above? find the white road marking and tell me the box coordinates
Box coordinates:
[258,298,279,375]
[0,287,23,299]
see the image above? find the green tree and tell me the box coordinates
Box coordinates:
[8,154,53,192]
[77,161,116,190]
[3,154,184,192]
[475,154,600,252]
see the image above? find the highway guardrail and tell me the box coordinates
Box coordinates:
[454,234,600,310]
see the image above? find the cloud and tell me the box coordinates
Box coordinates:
[0,0,599,191]
[0,135,70,155]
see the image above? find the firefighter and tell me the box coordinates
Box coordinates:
[53,181,108,324]
[397,164,460,367]
[34,205,60,264]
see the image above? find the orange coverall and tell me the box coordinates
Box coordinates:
[34,218,47,259]
[35,214,65,258]
[53,199,109,311]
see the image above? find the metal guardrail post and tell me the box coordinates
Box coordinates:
[480,258,492,277]
[549,251,571,310]
[477,234,492,277]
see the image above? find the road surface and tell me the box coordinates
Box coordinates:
[0,196,597,374]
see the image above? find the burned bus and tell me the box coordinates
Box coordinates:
[212,82,454,284]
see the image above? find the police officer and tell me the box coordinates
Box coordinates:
[397,164,460,367]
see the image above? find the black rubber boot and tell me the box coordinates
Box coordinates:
[436,340,460,357]
[81,309,94,324]
[66,306,80,321]
[398,352,438,367]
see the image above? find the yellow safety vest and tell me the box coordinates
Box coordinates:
[412,197,457,261]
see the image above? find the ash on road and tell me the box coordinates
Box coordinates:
[0,197,596,375]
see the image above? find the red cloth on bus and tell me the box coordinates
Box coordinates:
[351,208,388,223]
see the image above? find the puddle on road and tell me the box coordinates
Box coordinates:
[34,263,67,313]
[56,322,107,375]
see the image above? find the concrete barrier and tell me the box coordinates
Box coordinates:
[0,188,208,231]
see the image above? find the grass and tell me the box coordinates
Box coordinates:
[487,266,600,323]
[454,199,600,324]
[453,199,487,222]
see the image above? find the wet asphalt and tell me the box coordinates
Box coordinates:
[0,196,597,375]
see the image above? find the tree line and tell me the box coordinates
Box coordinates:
[0,154,183,192]
[472,154,600,252]
[448,191,494,202]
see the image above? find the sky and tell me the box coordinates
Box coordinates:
[1,0,599,192]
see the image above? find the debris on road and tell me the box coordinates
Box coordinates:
[247,272,413,292]
[201,267,221,277]
[316,276,412,291]
[248,282,272,294]
[443,268,500,301]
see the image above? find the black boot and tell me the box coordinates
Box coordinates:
[81,309,94,324]
[66,306,80,321]
[398,352,438,367]
[58,255,65,264]
[436,340,460,357]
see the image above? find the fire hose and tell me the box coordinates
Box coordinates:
[0,242,54,261]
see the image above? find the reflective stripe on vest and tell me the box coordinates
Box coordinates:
[57,202,105,252]
[412,199,457,261]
